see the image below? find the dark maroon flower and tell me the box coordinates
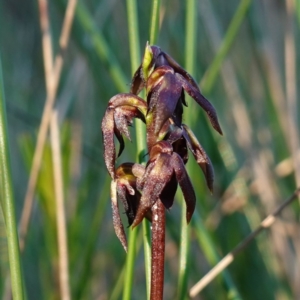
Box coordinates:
[110,162,149,251]
[101,94,147,179]
[101,43,222,253]
[131,141,196,228]
[101,43,224,300]
[131,44,223,136]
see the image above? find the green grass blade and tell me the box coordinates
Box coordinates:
[142,220,151,299]
[123,1,145,299]
[177,190,190,300]
[149,0,161,45]
[75,1,128,92]
[126,0,141,72]
[179,1,243,298]
[184,0,197,74]
[73,175,111,300]
[201,0,252,94]
[0,56,25,300]
[192,212,242,299]
[0,195,9,294]
[122,226,138,300]
[177,1,197,299]
[296,0,300,26]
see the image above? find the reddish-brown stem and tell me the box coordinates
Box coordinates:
[150,199,165,300]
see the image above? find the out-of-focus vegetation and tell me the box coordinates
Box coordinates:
[0,0,300,299]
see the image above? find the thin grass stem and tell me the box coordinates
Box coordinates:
[123,1,147,299]
[149,0,161,45]
[176,1,197,298]
[50,110,71,300]
[142,218,151,299]
[284,0,300,189]
[72,174,111,299]
[192,212,242,300]
[122,225,138,300]
[19,0,77,252]
[189,188,300,298]
[38,0,54,92]
[38,3,71,297]
[200,0,252,94]
[0,56,25,300]
[126,0,141,72]
[297,0,300,25]
[110,228,144,300]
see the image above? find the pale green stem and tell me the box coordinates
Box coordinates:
[177,1,197,299]
[127,0,141,72]
[296,0,300,26]
[123,1,148,300]
[0,57,25,300]
[201,0,252,94]
[149,0,161,45]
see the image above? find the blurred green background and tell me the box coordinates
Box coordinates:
[0,0,300,299]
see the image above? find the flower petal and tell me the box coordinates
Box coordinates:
[101,108,116,179]
[160,172,177,209]
[149,71,182,134]
[172,92,184,126]
[108,93,147,117]
[114,126,125,158]
[117,182,139,226]
[115,162,135,177]
[115,163,149,226]
[146,66,170,99]
[132,163,145,178]
[149,140,173,162]
[114,106,146,142]
[111,181,127,252]
[182,124,214,192]
[130,65,145,95]
[132,153,173,227]
[172,153,196,223]
[114,107,131,141]
[172,136,189,164]
[162,51,201,92]
[175,73,223,135]
[102,94,147,178]
[141,42,161,81]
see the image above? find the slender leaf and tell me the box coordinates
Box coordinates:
[0,56,25,300]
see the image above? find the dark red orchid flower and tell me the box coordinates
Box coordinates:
[131,140,196,228]
[102,43,222,300]
[131,44,223,137]
[110,162,150,252]
[102,43,222,252]
[101,94,147,179]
